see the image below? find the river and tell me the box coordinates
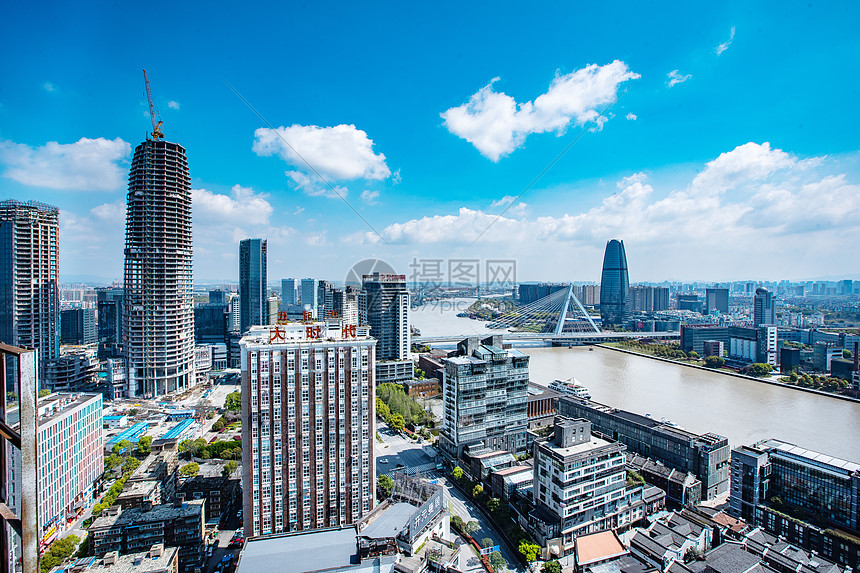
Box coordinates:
[411,299,860,461]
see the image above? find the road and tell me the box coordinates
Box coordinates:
[374,426,524,573]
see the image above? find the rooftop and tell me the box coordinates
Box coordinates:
[90,499,203,530]
[359,502,413,539]
[539,433,617,458]
[236,527,396,573]
[74,545,178,572]
[575,530,628,566]
[757,438,860,474]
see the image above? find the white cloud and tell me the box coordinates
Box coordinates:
[193,185,273,225]
[626,113,637,121]
[91,200,125,221]
[360,190,380,204]
[716,26,736,55]
[253,124,391,194]
[352,142,860,280]
[0,137,131,191]
[490,195,528,217]
[43,81,57,93]
[168,100,180,110]
[293,206,305,215]
[441,61,640,161]
[667,70,692,88]
[286,170,349,199]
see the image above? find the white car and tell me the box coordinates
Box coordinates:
[379,458,389,464]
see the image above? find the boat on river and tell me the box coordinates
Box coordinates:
[548,378,591,399]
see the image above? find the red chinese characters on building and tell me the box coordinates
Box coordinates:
[269,327,285,343]
[305,326,322,339]
[342,325,356,338]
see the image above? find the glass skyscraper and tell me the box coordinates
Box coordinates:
[599,239,630,327]
[239,238,267,333]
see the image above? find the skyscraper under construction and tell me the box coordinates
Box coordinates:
[123,137,194,397]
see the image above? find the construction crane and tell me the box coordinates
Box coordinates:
[143,69,164,139]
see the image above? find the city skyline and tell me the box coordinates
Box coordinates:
[1,2,858,283]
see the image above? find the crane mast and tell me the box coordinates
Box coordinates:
[143,69,164,139]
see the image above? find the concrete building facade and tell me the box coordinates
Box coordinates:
[123,139,194,397]
[240,321,376,538]
[0,200,61,379]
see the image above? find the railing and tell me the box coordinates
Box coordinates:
[0,343,39,573]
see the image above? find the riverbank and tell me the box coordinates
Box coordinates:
[599,344,860,404]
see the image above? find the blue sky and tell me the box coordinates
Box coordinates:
[1,1,859,284]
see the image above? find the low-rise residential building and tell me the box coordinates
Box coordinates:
[401,378,439,398]
[89,500,205,573]
[74,544,179,573]
[125,446,180,507]
[176,475,241,526]
[556,397,730,499]
[626,453,702,506]
[529,417,654,558]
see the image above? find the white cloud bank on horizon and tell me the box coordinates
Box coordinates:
[350,142,860,280]
[252,124,391,197]
[441,61,640,161]
[0,137,131,191]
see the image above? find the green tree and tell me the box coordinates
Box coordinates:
[843,349,853,359]
[748,363,773,377]
[451,515,464,531]
[472,484,483,498]
[789,371,799,383]
[180,462,200,477]
[122,456,141,475]
[487,498,500,512]
[225,391,241,412]
[489,551,507,569]
[112,439,132,455]
[38,389,51,398]
[212,419,225,432]
[104,453,123,471]
[137,436,153,456]
[481,537,494,548]
[378,474,394,497]
[222,460,238,477]
[687,351,699,359]
[452,466,463,480]
[464,521,480,535]
[518,539,541,562]
[376,398,390,420]
[542,561,562,573]
[388,414,405,432]
[704,356,725,369]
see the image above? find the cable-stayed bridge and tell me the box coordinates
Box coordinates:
[413,284,680,344]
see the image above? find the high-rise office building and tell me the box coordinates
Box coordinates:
[97,288,124,360]
[239,238,267,332]
[361,272,409,361]
[753,287,776,327]
[599,239,630,327]
[300,279,319,318]
[239,320,376,537]
[281,279,297,305]
[123,138,194,397]
[60,308,97,345]
[705,288,729,315]
[629,286,670,313]
[209,289,226,305]
[0,200,60,380]
[439,336,530,460]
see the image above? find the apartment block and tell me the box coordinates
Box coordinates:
[240,320,376,538]
[438,336,530,460]
[34,392,103,539]
[89,500,205,573]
